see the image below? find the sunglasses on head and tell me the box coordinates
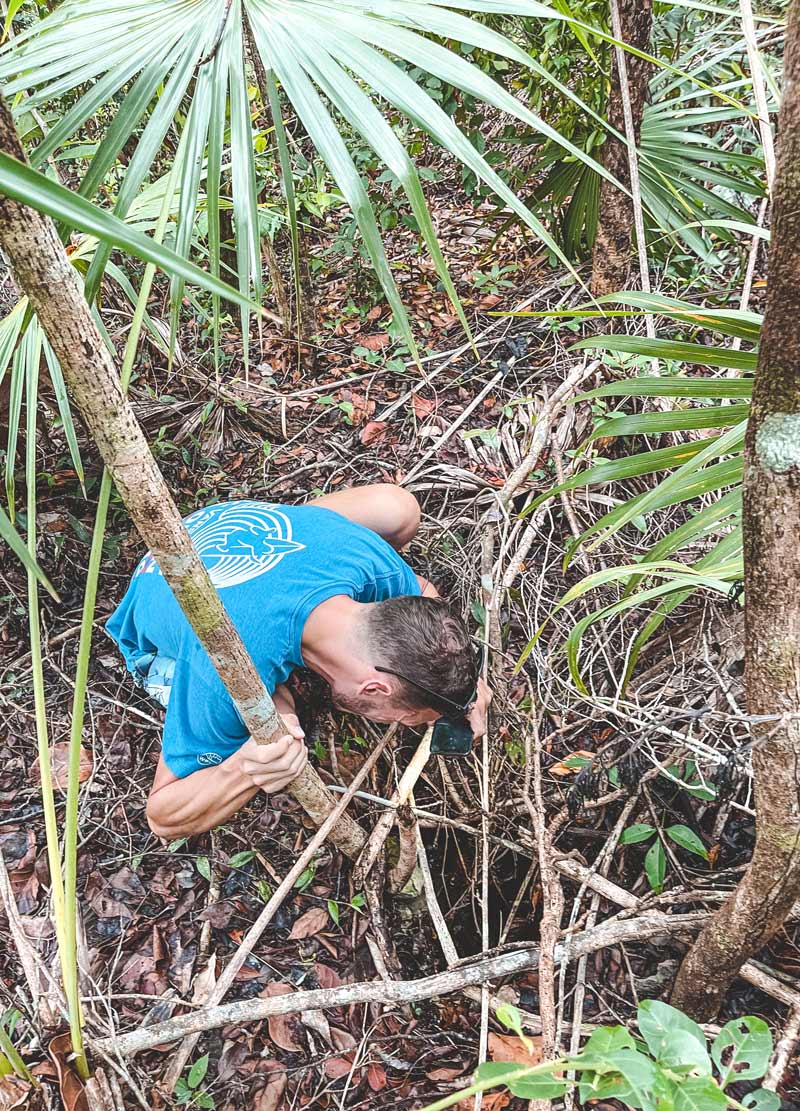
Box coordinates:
[375,665,478,757]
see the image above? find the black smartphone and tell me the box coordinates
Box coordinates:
[430,715,474,756]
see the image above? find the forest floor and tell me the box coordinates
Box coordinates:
[2,196,799,1109]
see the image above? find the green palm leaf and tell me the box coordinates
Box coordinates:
[0,0,633,351]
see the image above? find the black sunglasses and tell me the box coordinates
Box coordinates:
[375,665,478,757]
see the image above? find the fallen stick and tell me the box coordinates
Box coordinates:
[354,728,432,888]
[764,1005,800,1093]
[92,910,707,1058]
[554,856,800,1009]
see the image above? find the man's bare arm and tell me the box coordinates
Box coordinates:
[307,484,420,549]
[146,684,306,838]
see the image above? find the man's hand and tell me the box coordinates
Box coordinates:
[468,677,492,738]
[239,713,308,792]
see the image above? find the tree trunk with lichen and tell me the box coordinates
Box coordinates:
[0,93,366,860]
[590,0,652,298]
[671,0,800,1020]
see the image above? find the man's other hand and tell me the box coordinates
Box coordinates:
[468,677,492,738]
[239,714,308,792]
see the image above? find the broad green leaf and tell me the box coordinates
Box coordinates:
[645,840,667,894]
[227,851,255,868]
[573,336,757,373]
[587,404,750,441]
[522,439,711,518]
[743,1088,781,1111]
[495,1003,525,1038]
[574,1047,663,1109]
[666,824,709,860]
[619,824,657,846]
[196,857,211,881]
[187,1053,210,1089]
[579,1026,637,1057]
[327,899,340,926]
[638,1000,710,1076]
[578,376,753,401]
[674,1076,727,1111]
[712,1017,773,1087]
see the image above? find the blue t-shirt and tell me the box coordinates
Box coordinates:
[106,500,420,777]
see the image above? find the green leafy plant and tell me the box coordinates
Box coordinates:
[619,822,709,894]
[422,1001,779,1111]
[175,1054,215,1108]
[0,0,628,366]
[528,7,769,261]
[514,290,758,691]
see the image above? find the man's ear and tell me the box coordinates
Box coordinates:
[359,675,393,698]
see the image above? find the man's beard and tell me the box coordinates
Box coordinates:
[332,690,392,722]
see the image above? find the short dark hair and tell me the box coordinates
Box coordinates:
[365,596,477,712]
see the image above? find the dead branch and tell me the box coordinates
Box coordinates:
[92,910,708,1058]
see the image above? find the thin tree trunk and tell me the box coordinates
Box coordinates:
[590,0,653,298]
[0,93,366,860]
[671,0,800,1020]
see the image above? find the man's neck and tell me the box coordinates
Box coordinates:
[300,595,369,685]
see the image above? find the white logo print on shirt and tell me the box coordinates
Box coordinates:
[135,502,306,588]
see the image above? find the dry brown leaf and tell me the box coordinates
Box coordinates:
[289,906,329,940]
[315,964,343,989]
[0,1077,30,1110]
[330,1028,357,1052]
[412,395,437,420]
[323,1054,357,1080]
[367,1062,387,1091]
[261,983,303,1053]
[32,743,92,790]
[427,1066,467,1081]
[549,749,595,777]
[488,1032,544,1068]
[456,1093,510,1111]
[360,420,389,447]
[359,332,390,350]
[49,1033,89,1111]
[253,1070,287,1111]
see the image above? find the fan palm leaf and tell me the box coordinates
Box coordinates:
[515,291,757,690]
[0,0,632,361]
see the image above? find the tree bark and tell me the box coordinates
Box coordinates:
[671,0,800,1020]
[0,94,366,859]
[590,0,653,298]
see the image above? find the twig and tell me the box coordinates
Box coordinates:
[474,532,495,1111]
[387,803,419,894]
[198,0,233,65]
[496,360,599,509]
[763,1005,800,1092]
[92,911,709,1057]
[403,366,506,485]
[609,0,655,340]
[418,831,548,1033]
[523,711,563,1078]
[740,0,776,190]
[553,856,800,1009]
[354,728,432,888]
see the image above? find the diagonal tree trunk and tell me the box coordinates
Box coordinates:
[671,0,800,1020]
[590,0,653,299]
[0,93,366,860]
